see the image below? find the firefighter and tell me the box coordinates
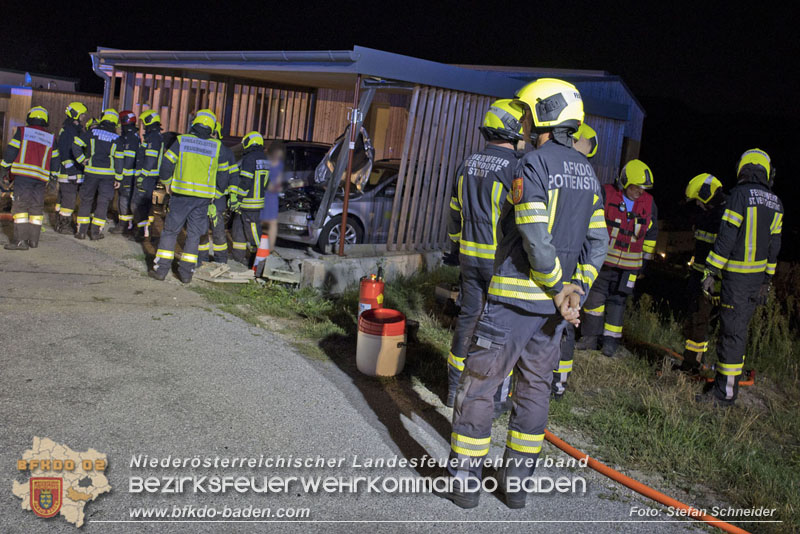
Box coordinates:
[576,159,658,357]
[131,110,164,242]
[230,131,269,266]
[552,122,599,398]
[677,173,726,373]
[198,122,238,264]
[150,109,223,283]
[445,99,525,408]
[72,109,124,240]
[110,110,140,235]
[698,149,782,406]
[445,79,608,509]
[0,106,58,250]
[54,102,88,234]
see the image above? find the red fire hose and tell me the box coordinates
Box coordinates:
[639,340,754,386]
[544,430,751,534]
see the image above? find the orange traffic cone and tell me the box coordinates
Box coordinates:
[253,235,270,277]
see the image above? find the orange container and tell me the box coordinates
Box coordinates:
[359,276,385,317]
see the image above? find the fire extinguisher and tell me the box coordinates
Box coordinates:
[359,267,384,317]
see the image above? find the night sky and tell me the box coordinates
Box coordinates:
[2,1,797,224]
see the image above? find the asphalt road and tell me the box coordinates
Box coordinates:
[0,221,699,533]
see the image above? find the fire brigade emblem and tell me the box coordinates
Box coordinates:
[512,177,524,204]
[30,477,62,519]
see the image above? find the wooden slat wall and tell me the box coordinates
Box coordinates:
[106,70,311,139]
[28,89,103,135]
[387,86,490,251]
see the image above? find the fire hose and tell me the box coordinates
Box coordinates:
[638,340,755,386]
[544,430,751,534]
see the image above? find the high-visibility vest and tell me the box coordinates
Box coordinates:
[6,126,55,181]
[171,135,221,199]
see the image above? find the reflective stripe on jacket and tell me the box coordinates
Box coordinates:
[237,148,269,210]
[73,125,123,179]
[1,126,56,182]
[603,185,658,270]
[447,144,521,268]
[160,133,222,199]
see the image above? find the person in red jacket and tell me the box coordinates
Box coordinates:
[0,106,58,249]
[577,160,658,357]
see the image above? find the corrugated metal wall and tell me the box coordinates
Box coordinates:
[584,112,626,185]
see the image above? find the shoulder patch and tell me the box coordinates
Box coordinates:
[512,177,524,204]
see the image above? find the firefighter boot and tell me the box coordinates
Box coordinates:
[27,226,40,248]
[5,225,29,250]
[89,224,104,241]
[601,336,619,357]
[109,222,126,234]
[440,476,480,509]
[58,215,73,234]
[74,224,88,240]
[496,452,534,509]
[575,335,598,350]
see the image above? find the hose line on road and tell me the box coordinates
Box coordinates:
[543,430,751,534]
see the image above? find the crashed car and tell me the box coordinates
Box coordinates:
[279,159,399,249]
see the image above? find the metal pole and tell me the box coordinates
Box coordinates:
[338,74,361,256]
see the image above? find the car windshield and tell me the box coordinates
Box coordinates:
[363,166,398,193]
[289,147,328,172]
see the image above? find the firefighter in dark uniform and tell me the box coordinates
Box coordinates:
[678,173,726,373]
[110,110,140,235]
[577,159,658,357]
[552,122,599,398]
[445,79,608,509]
[699,149,782,406]
[54,102,88,234]
[0,106,58,250]
[445,99,525,408]
[131,110,164,241]
[199,122,238,264]
[72,109,124,240]
[150,109,223,283]
[231,131,269,266]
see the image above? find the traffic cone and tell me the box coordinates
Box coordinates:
[253,234,270,277]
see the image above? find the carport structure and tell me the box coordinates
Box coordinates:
[91,46,643,252]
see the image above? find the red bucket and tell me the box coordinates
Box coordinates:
[358,308,406,336]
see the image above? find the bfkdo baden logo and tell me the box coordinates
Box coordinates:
[13,437,111,527]
[30,477,63,518]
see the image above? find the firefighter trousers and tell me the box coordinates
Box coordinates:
[154,194,210,281]
[10,177,45,245]
[199,198,229,263]
[131,177,156,236]
[683,269,718,366]
[581,267,636,348]
[449,300,565,481]
[713,272,762,402]
[56,180,79,216]
[552,324,576,396]
[76,174,115,232]
[231,209,261,265]
[116,175,134,225]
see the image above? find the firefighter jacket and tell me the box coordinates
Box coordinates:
[219,144,239,199]
[119,125,140,181]
[1,125,57,182]
[136,126,164,179]
[159,126,223,200]
[689,194,727,272]
[602,185,658,270]
[706,172,782,277]
[236,147,270,210]
[55,119,84,182]
[487,139,609,315]
[72,123,124,180]
[447,144,522,268]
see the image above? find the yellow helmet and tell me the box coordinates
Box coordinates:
[736,148,773,181]
[480,99,525,142]
[140,109,161,127]
[85,118,97,130]
[573,123,598,158]
[242,131,264,150]
[100,108,119,126]
[685,173,722,204]
[27,106,49,125]
[214,122,223,139]
[65,101,88,120]
[192,109,217,131]
[619,159,654,190]
[514,78,584,131]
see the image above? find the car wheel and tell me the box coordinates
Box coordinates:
[318,215,363,252]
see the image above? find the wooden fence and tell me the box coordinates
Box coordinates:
[387,86,492,251]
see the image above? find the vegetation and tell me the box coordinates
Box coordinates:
[197,265,799,533]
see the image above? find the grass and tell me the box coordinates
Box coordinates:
[195,266,799,533]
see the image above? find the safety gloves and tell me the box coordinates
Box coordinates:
[228,193,241,213]
[207,203,219,227]
[757,281,772,306]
